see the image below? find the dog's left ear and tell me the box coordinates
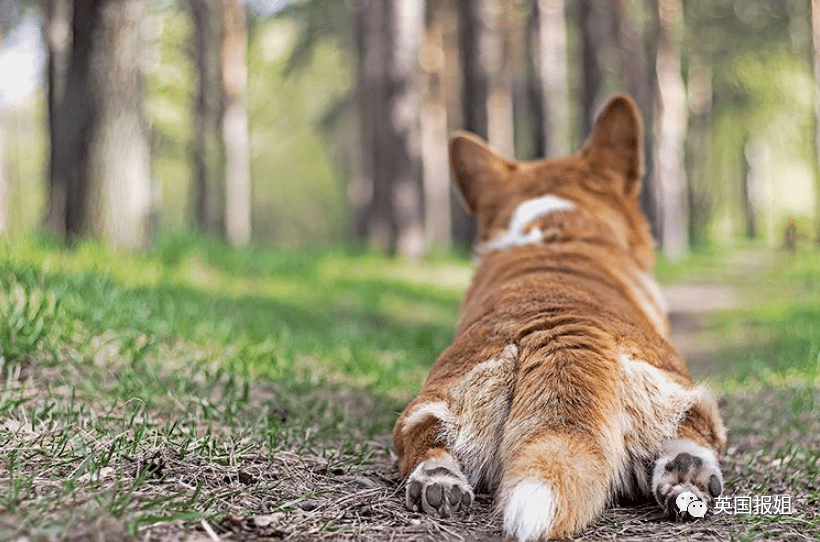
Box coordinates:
[581,95,643,197]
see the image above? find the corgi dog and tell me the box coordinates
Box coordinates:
[393,96,725,541]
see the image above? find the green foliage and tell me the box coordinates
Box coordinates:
[0,235,471,536]
[714,250,820,387]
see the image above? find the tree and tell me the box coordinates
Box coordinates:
[485,0,515,158]
[46,0,153,250]
[357,0,425,257]
[612,0,658,239]
[578,0,611,138]
[530,0,570,157]
[187,0,224,236]
[452,0,488,248]
[44,0,72,234]
[86,0,153,251]
[0,21,6,234]
[525,2,545,158]
[653,0,688,259]
[420,0,452,249]
[813,0,820,240]
[48,0,93,238]
[220,0,251,246]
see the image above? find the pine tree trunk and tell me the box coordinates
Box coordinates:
[421,0,452,249]
[221,0,251,247]
[526,4,545,159]
[812,0,820,241]
[187,0,224,235]
[359,0,393,252]
[44,0,72,234]
[653,0,688,259]
[0,24,6,234]
[579,0,613,138]
[357,0,425,257]
[485,1,515,158]
[532,0,570,157]
[390,0,425,259]
[0,128,6,234]
[85,0,153,251]
[55,0,97,239]
[456,0,489,139]
[613,0,659,239]
[451,0,487,248]
[686,60,712,247]
[350,4,373,242]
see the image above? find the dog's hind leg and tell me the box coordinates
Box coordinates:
[393,344,517,516]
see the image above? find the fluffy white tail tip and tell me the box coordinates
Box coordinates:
[503,480,557,542]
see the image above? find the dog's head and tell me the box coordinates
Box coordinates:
[450,95,655,270]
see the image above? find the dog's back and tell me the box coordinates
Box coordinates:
[394,96,725,541]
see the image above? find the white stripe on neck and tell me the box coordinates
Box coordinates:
[478,194,575,253]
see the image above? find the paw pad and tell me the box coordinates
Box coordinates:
[405,460,473,517]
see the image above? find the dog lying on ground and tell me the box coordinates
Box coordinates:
[393,96,726,541]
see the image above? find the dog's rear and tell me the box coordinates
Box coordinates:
[394,96,725,541]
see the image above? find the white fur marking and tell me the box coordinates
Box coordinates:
[401,401,452,436]
[480,195,575,253]
[614,352,713,497]
[503,480,556,542]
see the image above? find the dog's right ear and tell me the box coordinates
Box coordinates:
[450,132,514,215]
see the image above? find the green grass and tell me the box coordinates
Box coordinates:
[1,235,818,540]
[0,234,472,538]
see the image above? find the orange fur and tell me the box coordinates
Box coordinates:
[393,96,725,540]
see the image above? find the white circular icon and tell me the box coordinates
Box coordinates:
[676,490,707,518]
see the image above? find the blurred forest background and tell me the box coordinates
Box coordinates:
[0,0,819,259]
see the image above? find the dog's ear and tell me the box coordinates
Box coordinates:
[450,131,514,215]
[581,95,643,196]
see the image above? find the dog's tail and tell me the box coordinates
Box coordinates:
[498,430,615,541]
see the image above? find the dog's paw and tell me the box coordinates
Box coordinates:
[653,439,723,521]
[405,450,474,517]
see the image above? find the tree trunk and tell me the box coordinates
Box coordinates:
[653,0,688,260]
[0,25,6,235]
[44,0,72,235]
[579,0,612,138]
[390,0,425,259]
[741,138,758,239]
[813,0,820,241]
[613,0,659,239]
[350,4,373,241]
[526,3,545,159]
[421,0,452,249]
[686,60,712,247]
[0,129,6,234]
[485,0,515,158]
[531,0,570,157]
[451,0,488,248]
[187,0,224,235]
[359,0,393,252]
[52,0,97,239]
[86,0,153,252]
[220,0,251,247]
[358,0,425,257]
[456,0,489,139]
